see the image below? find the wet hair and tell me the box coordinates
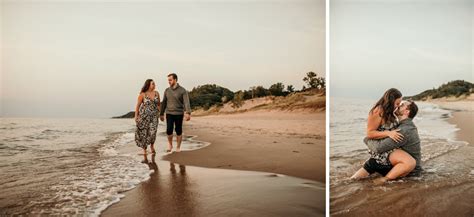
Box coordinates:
[140,79,153,93]
[370,88,402,124]
[168,73,178,81]
[406,100,419,119]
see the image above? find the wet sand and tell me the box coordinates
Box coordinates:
[101,111,326,216]
[448,111,474,145]
[163,111,326,182]
[330,107,474,216]
[101,154,325,217]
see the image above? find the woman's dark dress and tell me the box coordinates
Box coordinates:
[368,120,399,165]
[135,91,159,149]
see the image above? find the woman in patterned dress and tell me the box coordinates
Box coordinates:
[366,88,406,165]
[135,79,161,155]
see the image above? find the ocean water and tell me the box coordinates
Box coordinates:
[330,97,470,182]
[330,97,474,216]
[0,117,326,216]
[0,118,207,216]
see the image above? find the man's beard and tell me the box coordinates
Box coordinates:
[395,110,403,117]
[395,108,403,116]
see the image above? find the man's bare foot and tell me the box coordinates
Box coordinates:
[166,145,172,152]
[175,147,181,152]
[373,177,389,185]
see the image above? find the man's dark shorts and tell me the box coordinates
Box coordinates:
[166,114,184,136]
[363,158,393,176]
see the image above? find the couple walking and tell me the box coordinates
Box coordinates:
[134,73,191,155]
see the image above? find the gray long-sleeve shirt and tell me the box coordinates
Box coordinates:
[364,118,422,174]
[160,83,191,115]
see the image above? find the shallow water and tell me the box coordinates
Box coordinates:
[330,98,473,216]
[0,117,325,216]
[101,153,325,217]
[0,118,208,215]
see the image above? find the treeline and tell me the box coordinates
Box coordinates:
[189,72,325,110]
[407,80,474,100]
[189,84,234,110]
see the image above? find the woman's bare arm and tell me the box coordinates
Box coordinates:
[366,107,403,142]
[366,107,390,139]
[135,93,144,122]
[156,91,161,114]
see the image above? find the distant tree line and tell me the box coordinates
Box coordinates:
[407,80,474,100]
[188,72,325,110]
[189,84,234,110]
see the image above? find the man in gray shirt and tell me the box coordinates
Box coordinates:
[160,73,192,153]
[351,100,421,185]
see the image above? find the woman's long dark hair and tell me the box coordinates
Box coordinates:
[370,88,402,124]
[140,79,153,93]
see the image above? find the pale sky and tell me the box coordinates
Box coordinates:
[331,0,473,99]
[0,0,325,118]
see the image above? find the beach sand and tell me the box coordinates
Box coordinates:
[432,98,473,144]
[100,155,325,217]
[448,111,474,145]
[425,95,474,112]
[101,110,326,216]
[330,101,474,216]
[164,111,326,182]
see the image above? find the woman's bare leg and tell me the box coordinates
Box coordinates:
[351,168,370,180]
[373,149,415,185]
[386,149,416,179]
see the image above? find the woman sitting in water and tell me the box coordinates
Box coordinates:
[351,88,416,181]
[135,79,161,155]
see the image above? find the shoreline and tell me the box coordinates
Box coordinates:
[428,99,473,145]
[447,111,474,145]
[424,96,473,112]
[330,100,474,216]
[101,110,326,216]
[100,155,325,217]
[163,110,326,182]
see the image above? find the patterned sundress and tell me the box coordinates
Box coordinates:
[135,91,159,149]
[368,119,399,165]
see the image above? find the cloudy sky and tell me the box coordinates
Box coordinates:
[331,0,473,99]
[1,0,325,118]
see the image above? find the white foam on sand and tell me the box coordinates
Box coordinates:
[416,102,469,161]
[87,133,209,216]
[22,128,213,216]
[25,132,153,216]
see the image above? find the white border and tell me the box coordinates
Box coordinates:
[325,0,330,215]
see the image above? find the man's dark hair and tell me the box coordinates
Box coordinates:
[168,73,178,81]
[407,100,418,119]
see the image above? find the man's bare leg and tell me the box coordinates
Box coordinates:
[167,135,173,152]
[373,149,416,185]
[176,135,182,152]
[351,167,370,180]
